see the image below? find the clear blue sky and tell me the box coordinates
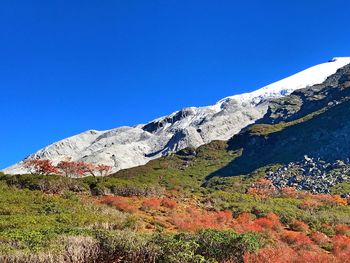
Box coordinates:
[1,0,350,169]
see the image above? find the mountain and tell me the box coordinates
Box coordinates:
[4,57,350,175]
[206,61,350,193]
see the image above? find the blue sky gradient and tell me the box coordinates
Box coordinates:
[1,0,350,168]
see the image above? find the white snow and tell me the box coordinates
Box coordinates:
[3,57,350,175]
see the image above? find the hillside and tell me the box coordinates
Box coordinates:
[2,59,350,262]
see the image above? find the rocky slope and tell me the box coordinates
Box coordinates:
[209,62,350,193]
[4,57,350,174]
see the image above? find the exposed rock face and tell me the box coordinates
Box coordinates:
[4,58,350,175]
[266,156,350,194]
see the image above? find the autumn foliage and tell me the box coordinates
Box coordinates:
[247,179,277,197]
[170,208,232,231]
[23,159,60,175]
[99,195,138,213]
[23,158,112,177]
[160,198,177,209]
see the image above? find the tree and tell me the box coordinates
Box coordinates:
[57,161,104,177]
[56,161,78,177]
[23,159,59,175]
[96,164,112,177]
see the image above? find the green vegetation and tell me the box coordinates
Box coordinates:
[0,179,263,262]
[331,182,350,196]
[205,191,350,228]
[248,106,329,136]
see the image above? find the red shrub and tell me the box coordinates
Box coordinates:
[215,211,232,224]
[332,235,350,255]
[161,198,177,209]
[244,246,334,263]
[100,196,138,213]
[236,212,255,224]
[310,231,330,246]
[335,224,350,236]
[244,246,295,263]
[141,198,161,210]
[247,179,277,198]
[281,231,313,249]
[253,213,282,232]
[298,198,321,211]
[296,251,335,263]
[280,187,299,198]
[289,220,309,233]
[171,209,232,231]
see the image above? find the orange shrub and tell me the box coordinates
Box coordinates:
[312,194,347,206]
[247,179,277,198]
[298,198,321,211]
[170,209,233,231]
[335,224,350,236]
[141,198,161,210]
[280,187,299,198]
[236,212,255,224]
[310,231,330,246]
[161,198,177,209]
[244,246,334,263]
[215,211,232,224]
[296,250,335,263]
[289,220,309,233]
[100,196,138,213]
[244,245,295,263]
[253,213,282,233]
[281,231,313,249]
[332,235,350,259]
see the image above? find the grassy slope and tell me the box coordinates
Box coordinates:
[102,140,238,195]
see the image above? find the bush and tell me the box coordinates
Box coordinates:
[161,198,177,209]
[141,198,161,211]
[289,220,309,233]
[95,230,160,263]
[335,224,350,235]
[99,196,138,213]
[281,231,312,250]
[154,229,263,263]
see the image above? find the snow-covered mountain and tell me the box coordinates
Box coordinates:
[4,57,350,175]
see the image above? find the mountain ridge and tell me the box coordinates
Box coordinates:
[4,57,350,174]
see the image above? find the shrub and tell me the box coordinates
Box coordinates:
[335,224,350,236]
[170,209,233,231]
[289,220,309,233]
[95,230,160,263]
[155,230,262,263]
[247,179,277,198]
[161,198,177,209]
[279,187,298,198]
[298,198,321,211]
[310,231,330,246]
[100,196,138,213]
[244,246,295,263]
[281,231,312,249]
[141,198,161,210]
